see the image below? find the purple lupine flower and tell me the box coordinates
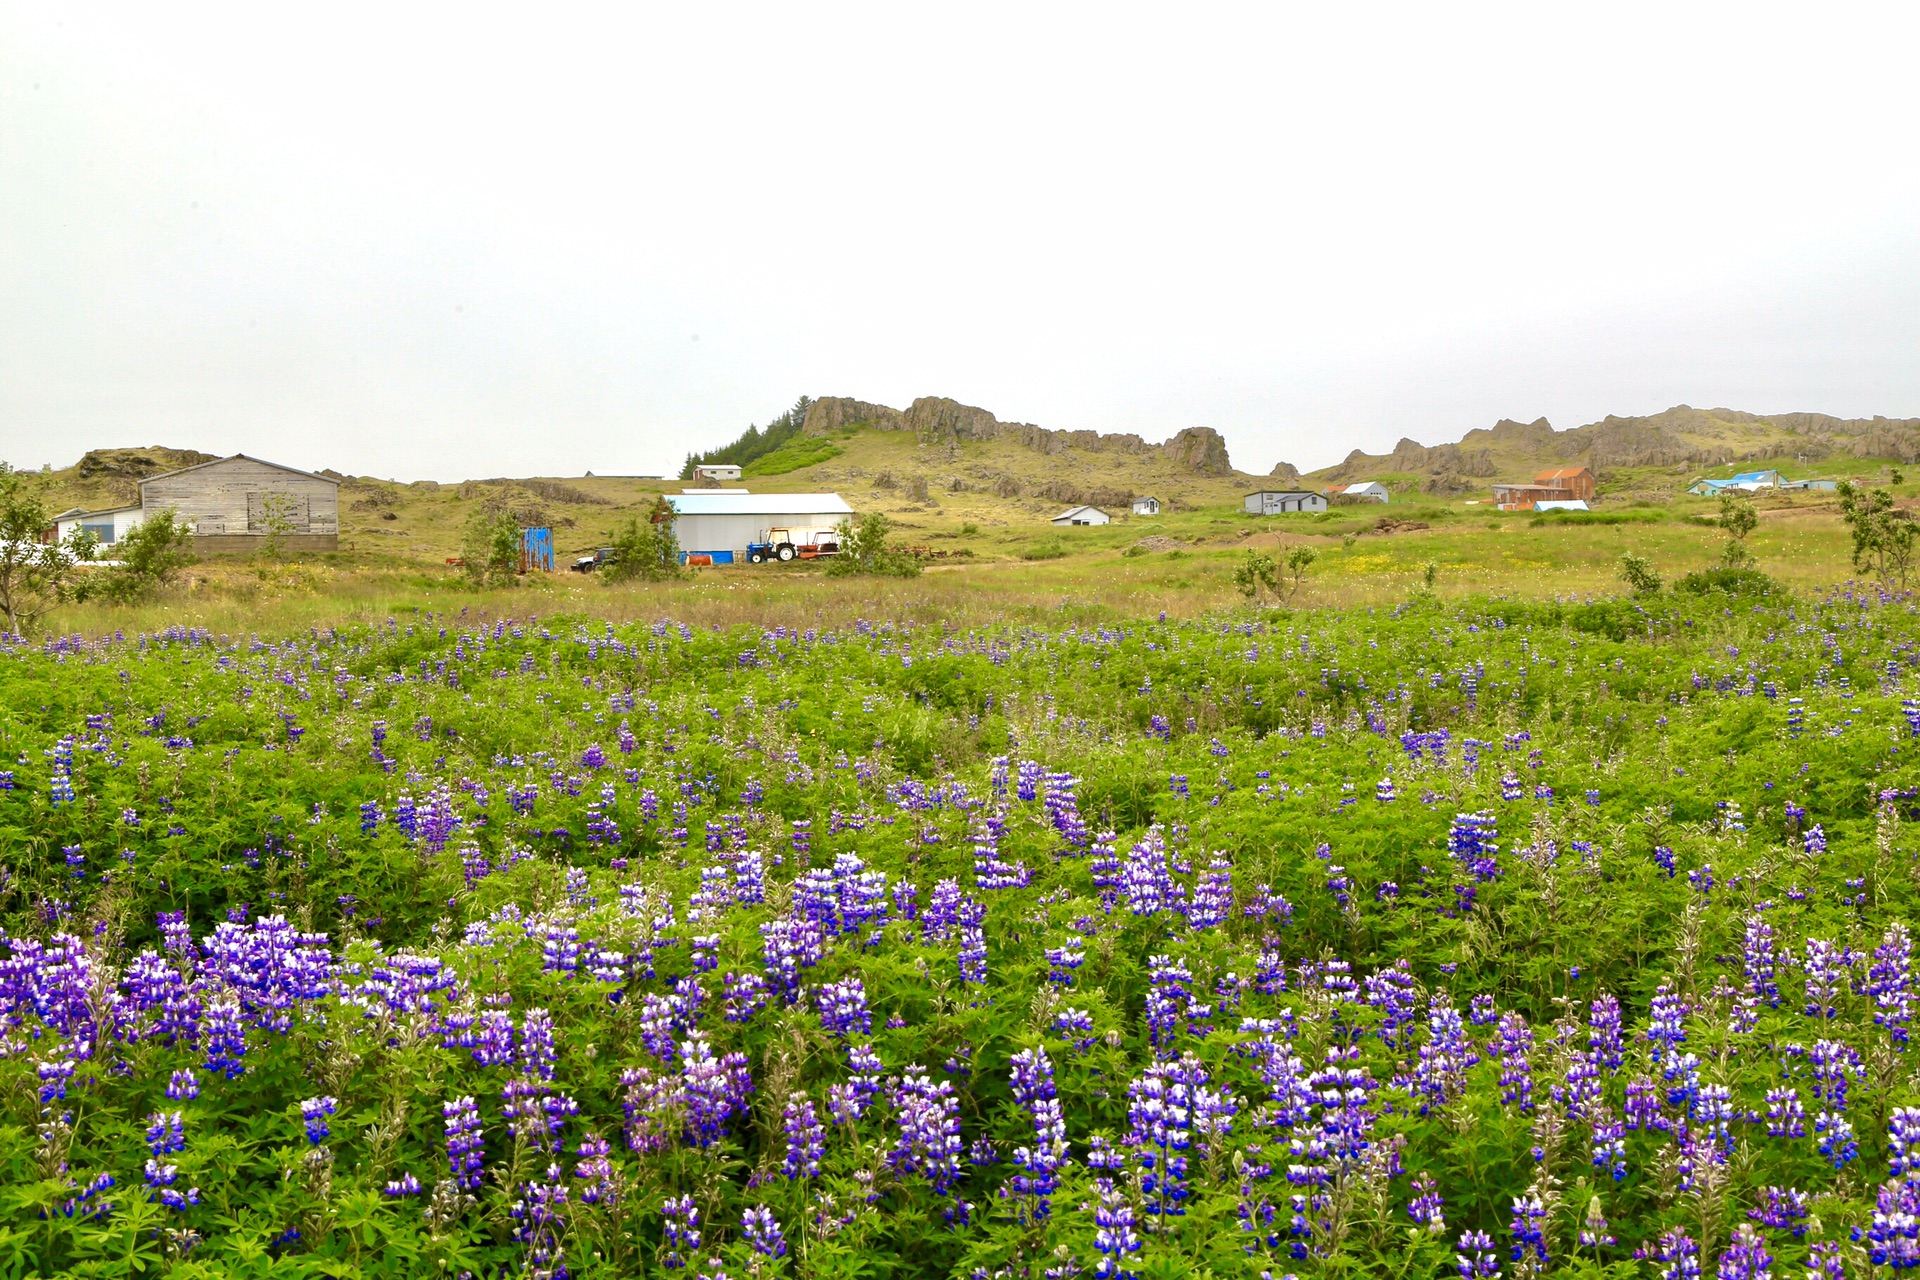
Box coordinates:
[573,1132,615,1206]
[1414,999,1480,1115]
[1448,812,1500,881]
[741,1205,786,1258]
[1872,922,1914,1047]
[680,1034,752,1148]
[1743,915,1780,1008]
[722,971,769,1024]
[384,1172,422,1197]
[1455,1228,1500,1279]
[1817,1110,1859,1168]
[957,897,988,985]
[1491,1012,1535,1113]
[1045,946,1085,987]
[1646,982,1688,1064]
[146,1110,186,1157]
[1861,1179,1920,1269]
[1509,1194,1547,1267]
[813,976,872,1039]
[1655,1229,1700,1280]
[1892,1107,1920,1182]
[299,1096,337,1145]
[1186,853,1234,929]
[1365,961,1420,1047]
[1764,1086,1807,1139]
[1716,1223,1771,1279]
[890,1068,963,1194]
[1804,822,1827,854]
[1571,1195,1612,1249]
[1810,1039,1865,1112]
[1145,955,1195,1053]
[782,1093,824,1179]
[1093,1177,1142,1279]
[760,918,823,1003]
[166,1069,199,1101]
[1748,1185,1810,1239]
[1804,938,1852,1020]
[1129,1056,1210,1221]
[1587,992,1624,1071]
[445,1095,485,1190]
[1805,1241,1846,1280]
[508,1162,568,1279]
[1408,1171,1445,1233]
[203,998,247,1078]
[519,1008,558,1081]
[1008,1046,1067,1219]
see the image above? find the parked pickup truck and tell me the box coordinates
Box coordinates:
[568,547,619,573]
[747,527,841,563]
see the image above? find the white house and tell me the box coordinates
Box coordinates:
[1051,505,1111,526]
[1131,496,1161,516]
[693,464,743,483]
[1244,490,1328,515]
[1341,482,1390,504]
[53,504,147,547]
[664,491,854,563]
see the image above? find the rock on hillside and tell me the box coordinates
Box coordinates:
[75,446,218,481]
[803,395,1234,474]
[1269,460,1302,482]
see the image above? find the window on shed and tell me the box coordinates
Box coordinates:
[80,522,116,544]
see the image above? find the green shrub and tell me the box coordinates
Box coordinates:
[1022,538,1068,561]
[1673,566,1775,597]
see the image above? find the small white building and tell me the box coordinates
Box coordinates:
[1533,499,1591,512]
[1341,482,1390,503]
[1131,496,1161,516]
[693,464,743,483]
[665,491,854,563]
[53,504,147,547]
[1051,505,1111,526]
[1244,490,1328,515]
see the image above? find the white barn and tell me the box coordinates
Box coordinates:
[1244,490,1328,515]
[692,464,743,483]
[1051,505,1111,526]
[1131,496,1161,516]
[1341,482,1390,503]
[53,504,146,547]
[665,492,854,563]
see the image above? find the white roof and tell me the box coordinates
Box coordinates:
[1533,499,1590,511]
[1053,505,1106,519]
[62,504,143,519]
[665,492,853,516]
[1344,482,1386,493]
[139,453,339,487]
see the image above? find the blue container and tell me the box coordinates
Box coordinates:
[518,527,554,573]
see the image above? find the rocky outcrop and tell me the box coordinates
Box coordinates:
[1269,460,1301,482]
[75,446,217,481]
[803,395,1233,473]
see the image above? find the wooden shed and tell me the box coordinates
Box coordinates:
[139,454,341,553]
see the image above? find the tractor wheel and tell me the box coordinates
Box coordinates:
[776,545,796,562]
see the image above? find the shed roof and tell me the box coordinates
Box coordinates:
[1246,489,1322,498]
[1534,466,1592,481]
[139,453,340,487]
[664,493,853,516]
[1053,505,1107,520]
[62,504,143,519]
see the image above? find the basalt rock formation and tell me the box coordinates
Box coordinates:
[804,396,1234,475]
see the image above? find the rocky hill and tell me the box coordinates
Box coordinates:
[803,396,1236,477]
[1309,405,1920,494]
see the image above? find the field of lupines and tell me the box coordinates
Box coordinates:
[7,585,1920,1278]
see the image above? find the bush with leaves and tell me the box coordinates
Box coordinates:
[605,497,684,583]
[825,512,921,577]
[1718,492,1759,568]
[0,461,96,632]
[460,506,522,586]
[1617,552,1662,595]
[85,510,197,604]
[1837,480,1915,587]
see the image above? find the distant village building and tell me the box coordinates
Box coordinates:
[1338,482,1390,504]
[664,491,854,564]
[692,464,743,484]
[1688,469,1838,496]
[1052,505,1111,526]
[54,454,340,553]
[1244,490,1328,515]
[1131,496,1161,516]
[1492,465,1597,511]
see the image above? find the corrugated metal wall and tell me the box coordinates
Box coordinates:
[674,512,843,557]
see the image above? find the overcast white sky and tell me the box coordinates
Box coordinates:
[4,4,1918,480]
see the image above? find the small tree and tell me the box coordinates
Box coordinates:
[461,507,522,586]
[1282,545,1319,601]
[0,462,95,632]
[826,513,920,577]
[606,497,683,583]
[1718,493,1758,569]
[1618,553,1662,595]
[256,491,299,560]
[1837,481,1916,588]
[1234,550,1278,601]
[93,510,196,604]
